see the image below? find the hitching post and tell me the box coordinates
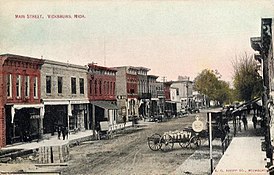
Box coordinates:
[209,112,213,174]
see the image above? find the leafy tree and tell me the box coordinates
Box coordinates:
[194,69,231,105]
[232,53,263,101]
[214,80,232,105]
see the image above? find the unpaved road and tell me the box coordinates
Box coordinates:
[57,113,207,175]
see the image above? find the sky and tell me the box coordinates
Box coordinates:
[1,0,274,84]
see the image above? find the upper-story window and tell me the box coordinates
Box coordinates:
[25,76,30,97]
[90,80,92,95]
[7,74,12,98]
[107,82,109,95]
[113,82,115,95]
[58,76,63,94]
[46,76,51,94]
[99,80,102,95]
[34,76,38,98]
[71,77,76,94]
[79,78,84,94]
[16,75,21,98]
[95,80,97,95]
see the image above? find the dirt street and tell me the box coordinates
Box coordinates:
[56,113,207,175]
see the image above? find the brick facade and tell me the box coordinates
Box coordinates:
[0,54,44,147]
[88,64,116,101]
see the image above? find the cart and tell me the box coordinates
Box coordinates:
[98,121,112,140]
[147,127,204,152]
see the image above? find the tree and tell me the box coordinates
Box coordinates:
[214,80,232,105]
[232,53,263,101]
[194,69,231,105]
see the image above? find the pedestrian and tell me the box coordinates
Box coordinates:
[252,116,257,129]
[95,122,101,140]
[61,126,66,140]
[237,116,242,132]
[242,114,248,131]
[57,125,61,140]
[65,127,69,140]
[123,115,126,128]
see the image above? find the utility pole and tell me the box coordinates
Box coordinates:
[162,76,166,83]
[186,77,189,109]
[91,62,97,139]
[103,36,106,66]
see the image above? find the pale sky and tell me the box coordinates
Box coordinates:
[1,0,274,84]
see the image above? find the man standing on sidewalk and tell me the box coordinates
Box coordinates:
[242,113,248,131]
[252,115,257,129]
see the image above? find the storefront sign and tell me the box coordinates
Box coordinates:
[192,116,204,132]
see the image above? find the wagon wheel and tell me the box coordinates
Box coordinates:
[189,136,201,149]
[147,133,162,151]
[160,134,174,152]
[179,137,188,148]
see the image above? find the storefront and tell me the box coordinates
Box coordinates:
[5,104,43,144]
[90,101,118,130]
[70,101,89,132]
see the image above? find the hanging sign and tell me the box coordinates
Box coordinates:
[192,116,204,132]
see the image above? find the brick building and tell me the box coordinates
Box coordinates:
[0,54,44,147]
[250,18,274,168]
[88,63,118,128]
[147,75,159,118]
[41,59,89,136]
[136,67,150,118]
[115,66,139,121]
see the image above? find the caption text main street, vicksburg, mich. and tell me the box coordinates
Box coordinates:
[15,14,86,19]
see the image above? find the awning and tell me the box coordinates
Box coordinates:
[232,97,260,115]
[236,97,260,109]
[70,99,90,104]
[165,101,176,104]
[13,104,43,110]
[11,104,44,123]
[43,99,89,105]
[90,101,118,110]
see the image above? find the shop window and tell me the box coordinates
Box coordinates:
[71,77,76,94]
[34,77,38,98]
[16,75,21,98]
[7,74,12,98]
[25,76,30,97]
[80,78,84,94]
[46,76,51,94]
[58,76,63,94]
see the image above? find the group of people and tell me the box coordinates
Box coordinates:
[239,112,258,131]
[57,125,69,140]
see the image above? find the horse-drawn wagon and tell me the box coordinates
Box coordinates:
[147,127,206,152]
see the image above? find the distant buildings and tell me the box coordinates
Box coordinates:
[0,53,207,148]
